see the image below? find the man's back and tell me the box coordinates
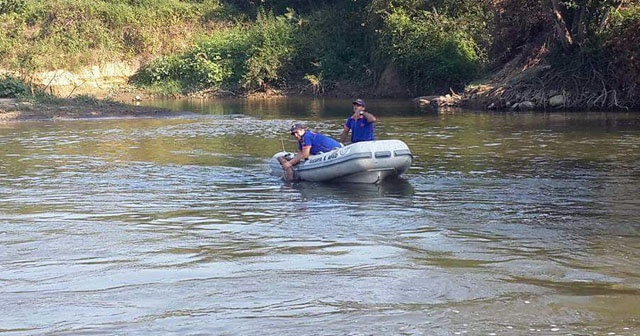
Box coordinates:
[299,131,341,155]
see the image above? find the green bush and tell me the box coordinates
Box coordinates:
[377,8,484,95]
[292,5,372,83]
[131,28,242,93]
[0,75,28,98]
[133,10,296,93]
[0,74,67,102]
[0,0,26,15]
[240,10,296,90]
[602,5,640,104]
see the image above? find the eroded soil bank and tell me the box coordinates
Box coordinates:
[0,98,194,123]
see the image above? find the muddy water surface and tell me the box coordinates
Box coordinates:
[1,99,639,335]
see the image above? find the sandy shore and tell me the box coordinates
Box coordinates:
[0,98,194,122]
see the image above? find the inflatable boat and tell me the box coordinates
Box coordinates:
[269,139,413,183]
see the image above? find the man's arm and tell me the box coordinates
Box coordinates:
[362,111,377,123]
[281,146,311,169]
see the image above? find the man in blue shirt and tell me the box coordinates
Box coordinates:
[339,98,377,144]
[277,123,341,181]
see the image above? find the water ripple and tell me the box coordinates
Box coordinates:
[2,112,640,335]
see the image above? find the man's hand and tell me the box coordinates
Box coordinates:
[278,156,291,169]
[353,104,365,117]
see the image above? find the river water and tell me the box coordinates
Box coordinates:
[1,98,639,335]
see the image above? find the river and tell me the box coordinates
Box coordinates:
[1,98,639,335]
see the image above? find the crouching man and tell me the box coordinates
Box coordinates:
[278,123,342,181]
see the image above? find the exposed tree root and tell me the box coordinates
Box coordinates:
[461,61,638,111]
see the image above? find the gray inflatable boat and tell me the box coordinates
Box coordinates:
[269,139,413,183]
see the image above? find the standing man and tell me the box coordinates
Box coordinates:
[339,98,377,144]
[277,123,342,181]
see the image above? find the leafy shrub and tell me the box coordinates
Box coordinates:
[377,8,484,95]
[292,5,372,84]
[0,0,26,15]
[602,4,640,104]
[0,75,28,97]
[132,29,241,93]
[133,10,296,93]
[240,10,296,90]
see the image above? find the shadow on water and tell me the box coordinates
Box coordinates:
[288,176,415,201]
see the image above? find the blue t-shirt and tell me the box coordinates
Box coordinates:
[345,116,375,142]
[298,131,341,155]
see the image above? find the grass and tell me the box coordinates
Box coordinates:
[0,0,226,72]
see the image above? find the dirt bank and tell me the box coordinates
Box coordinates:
[0,98,193,123]
[1,62,194,122]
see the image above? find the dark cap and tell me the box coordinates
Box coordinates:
[352,99,366,107]
[289,122,305,134]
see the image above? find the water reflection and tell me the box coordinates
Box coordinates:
[141,97,429,119]
[289,177,415,201]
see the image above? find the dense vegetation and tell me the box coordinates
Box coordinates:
[477,0,640,109]
[1,0,639,109]
[0,0,224,71]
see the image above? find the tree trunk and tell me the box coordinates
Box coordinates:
[575,5,586,45]
[550,0,574,51]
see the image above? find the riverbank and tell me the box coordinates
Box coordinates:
[2,59,637,123]
[0,97,192,123]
